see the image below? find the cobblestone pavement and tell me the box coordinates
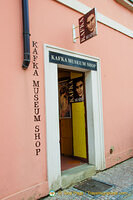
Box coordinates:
[42,158,133,200]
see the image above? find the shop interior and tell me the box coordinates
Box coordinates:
[58,68,88,171]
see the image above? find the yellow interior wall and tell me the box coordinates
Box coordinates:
[71,72,87,159]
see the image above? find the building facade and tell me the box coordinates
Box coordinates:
[0,0,133,199]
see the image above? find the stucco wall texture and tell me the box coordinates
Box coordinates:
[0,0,133,199]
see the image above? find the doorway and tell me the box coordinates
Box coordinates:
[58,68,88,171]
[44,44,105,190]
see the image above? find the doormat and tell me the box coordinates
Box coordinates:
[73,178,113,194]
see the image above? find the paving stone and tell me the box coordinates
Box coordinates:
[42,158,133,200]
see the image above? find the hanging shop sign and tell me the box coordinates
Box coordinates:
[79,8,97,44]
[49,51,97,71]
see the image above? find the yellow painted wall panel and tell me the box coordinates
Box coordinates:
[72,102,87,159]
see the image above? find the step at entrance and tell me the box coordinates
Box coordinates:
[61,164,96,189]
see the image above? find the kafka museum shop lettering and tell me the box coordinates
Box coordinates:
[49,51,97,71]
[32,41,41,156]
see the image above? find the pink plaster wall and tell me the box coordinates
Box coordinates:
[30,0,133,167]
[0,0,133,199]
[0,1,48,200]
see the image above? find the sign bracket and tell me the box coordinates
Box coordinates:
[72,24,79,43]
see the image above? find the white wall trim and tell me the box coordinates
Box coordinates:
[55,0,133,38]
[115,0,133,12]
[44,44,105,189]
[44,45,61,190]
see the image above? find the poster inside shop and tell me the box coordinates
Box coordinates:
[79,8,97,44]
[59,80,71,118]
[59,77,84,118]
[73,76,84,103]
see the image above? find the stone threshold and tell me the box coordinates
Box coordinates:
[61,164,96,189]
